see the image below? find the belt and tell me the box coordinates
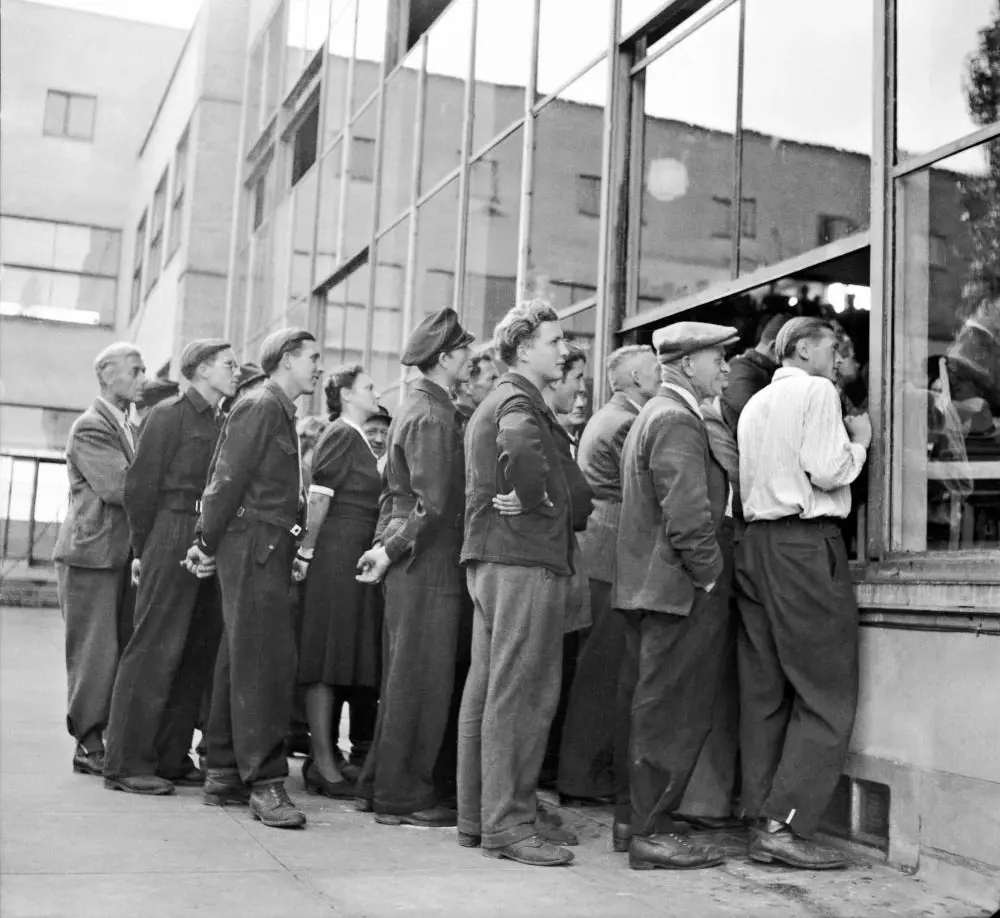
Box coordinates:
[236,505,303,538]
[158,492,202,514]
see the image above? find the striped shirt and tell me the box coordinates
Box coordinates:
[738,367,866,521]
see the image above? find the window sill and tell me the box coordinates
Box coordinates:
[851,562,1000,616]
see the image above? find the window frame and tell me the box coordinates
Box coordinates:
[167,129,189,262]
[42,89,97,141]
[130,212,148,320]
[146,171,169,294]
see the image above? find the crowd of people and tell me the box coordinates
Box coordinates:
[53,298,871,871]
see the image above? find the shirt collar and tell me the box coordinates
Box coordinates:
[264,378,297,420]
[340,415,379,459]
[503,371,550,414]
[184,386,215,415]
[98,396,129,427]
[412,376,454,409]
[772,366,810,382]
[661,383,703,419]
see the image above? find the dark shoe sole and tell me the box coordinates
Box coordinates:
[202,791,251,807]
[103,777,174,796]
[163,774,204,788]
[458,832,481,848]
[72,762,103,777]
[749,849,847,870]
[250,809,306,829]
[304,781,356,800]
[629,852,725,870]
[374,813,457,828]
[483,847,574,866]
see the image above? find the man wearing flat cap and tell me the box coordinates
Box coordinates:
[355,307,474,828]
[614,321,738,870]
[104,339,239,795]
[185,328,322,828]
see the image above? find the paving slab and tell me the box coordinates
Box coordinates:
[0,606,991,918]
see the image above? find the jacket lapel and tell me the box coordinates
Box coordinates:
[92,399,134,461]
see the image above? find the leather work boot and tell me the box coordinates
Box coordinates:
[374,805,457,828]
[613,819,690,853]
[629,833,725,870]
[483,834,574,866]
[538,823,578,846]
[749,823,848,869]
[72,746,105,777]
[250,782,306,828]
[202,769,251,806]
[104,774,175,796]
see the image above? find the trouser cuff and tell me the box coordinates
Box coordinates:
[482,823,538,850]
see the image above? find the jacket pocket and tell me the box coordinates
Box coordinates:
[253,528,278,564]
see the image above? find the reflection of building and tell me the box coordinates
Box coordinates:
[1,0,998,905]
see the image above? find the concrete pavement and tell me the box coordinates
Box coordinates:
[0,605,989,917]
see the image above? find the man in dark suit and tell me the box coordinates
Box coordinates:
[720,314,790,433]
[54,342,146,776]
[614,321,739,870]
[557,344,660,807]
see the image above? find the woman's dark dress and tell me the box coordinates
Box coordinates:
[298,419,382,687]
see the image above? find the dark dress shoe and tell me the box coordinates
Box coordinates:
[159,758,203,787]
[749,825,848,869]
[629,833,726,870]
[458,831,481,848]
[355,796,373,812]
[72,747,104,776]
[249,782,306,828]
[483,834,574,866]
[104,774,175,795]
[374,805,457,828]
[558,792,614,807]
[302,758,356,799]
[677,813,747,831]
[613,819,690,852]
[202,769,251,806]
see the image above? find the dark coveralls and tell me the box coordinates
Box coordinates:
[104,388,223,781]
[198,380,303,786]
[356,377,466,815]
[613,387,732,836]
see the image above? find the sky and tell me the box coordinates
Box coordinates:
[22,0,202,29]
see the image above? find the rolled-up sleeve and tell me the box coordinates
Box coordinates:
[800,383,867,491]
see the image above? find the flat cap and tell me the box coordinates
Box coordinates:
[179,339,231,380]
[136,378,180,409]
[401,308,475,367]
[259,328,315,375]
[235,362,266,393]
[652,321,740,363]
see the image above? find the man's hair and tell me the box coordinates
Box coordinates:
[468,352,496,381]
[606,344,653,391]
[94,342,141,385]
[757,313,792,346]
[775,317,835,362]
[493,299,559,366]
[561,343,587,381]
[259,329,316,375]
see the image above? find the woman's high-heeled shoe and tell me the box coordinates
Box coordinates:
[302,757,356,799]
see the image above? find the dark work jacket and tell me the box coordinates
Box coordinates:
[197,380,300,554]
[125,387,221,558]
[615,386,729,617]
[720,348,779,434]
[576,392,641,584]
[461,371,576,576]
[378,376,466,564]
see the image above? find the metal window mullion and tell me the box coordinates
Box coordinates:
[731,0,746,276]
[628,0,739,76]
[592,0,624,406]
[331,1,360,276]
[454,0,479,316]
[26,459,40,566]
[532,50,608,116]
[891,120,1000,179]
[623,37,648,327]
[515,0,541,303]
[872,0,893,558]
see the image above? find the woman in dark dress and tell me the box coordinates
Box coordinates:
[295,365,382,796]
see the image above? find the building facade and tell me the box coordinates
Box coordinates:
[223,0,1000,905]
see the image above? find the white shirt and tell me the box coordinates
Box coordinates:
[98,396,135,452]
[738,367,866,521]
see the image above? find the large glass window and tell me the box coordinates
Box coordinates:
[43,90,96,141]
[314,141,343,284]
[323,0,355,148]
[290,165,318,302]
[284,0,309,94]
[894,139,1000,552]
[147,171,168,290]
[421,0,472,195]
[471,0,531,156]
[528,59,607,310]
[0,454,69,566]
[379,45,423,229]
[633,4,739,313]
[415,178,459,316]
[464,127,523,342]
[0,217,120,326]
[537,0,609,99]
[738,0,871,275]
[324,262,369,371]
[372,218,409,404]
[342,102,378,257]
[352,0,388,114]
[896,1,1000,164]
[167,128,189,260]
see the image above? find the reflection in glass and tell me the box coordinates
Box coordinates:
[342,102,378,258]
[464,127,523,342]
[895,140,1000,551]
[230,245,249,352]
[352,0,387,114]
[284,0,308,95]
[323,0,355,148]
[290,166,318,302]
[415,179,459,316]
[528,59,607,311]
[472,0,531,156]
[379,46,423,229]
[537,0,609,99]
[739,0,871,274]
[265,11,284,116]
[314,143,342,284]
[248,221,275,344]
[305,0,331,56]
[421,0,472,195]
[245,42,264,150]
[325,261,369,369]
[634,5,738,313]
[897,0,999,163]
[0,267,116,325]
[372,219,408,404]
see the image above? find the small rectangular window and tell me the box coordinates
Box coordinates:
[740,197,758,239]
[167,130,189,260]
[131,214,147,319]
[712,196,732,238]
[43,90,96,140]
[147,173,168,291]
[349,136,376,182]
[291,103,320,185]
[576,174,601,218]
